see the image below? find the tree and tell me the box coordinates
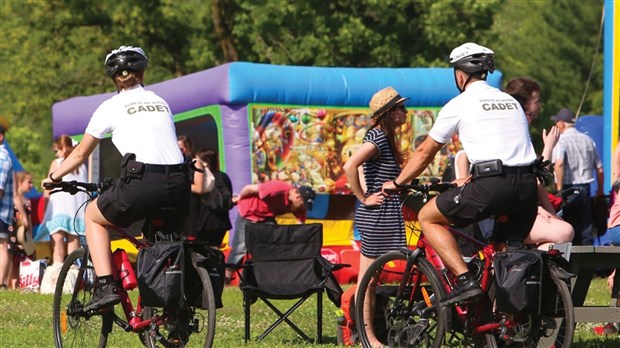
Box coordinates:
[0,0,605,184]
[491,0,605,151]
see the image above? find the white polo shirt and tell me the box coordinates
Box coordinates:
[429,81,536,167]
[85,86,184,165]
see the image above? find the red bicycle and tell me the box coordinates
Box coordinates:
[355,179,575,348]
[48,180,218,348]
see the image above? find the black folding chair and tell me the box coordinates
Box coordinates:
[236,223,348,343]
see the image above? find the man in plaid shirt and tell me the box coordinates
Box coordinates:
[0,125,15,289]
[551,108,604,246]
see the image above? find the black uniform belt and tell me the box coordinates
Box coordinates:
[127,161,183,175]
[502,165,533,175]
[143,163,183,174]
[471,159,533,179]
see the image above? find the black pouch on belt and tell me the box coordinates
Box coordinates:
[120,153,143,182]
[471,159,503,179]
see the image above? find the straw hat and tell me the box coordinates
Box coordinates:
[369,87,410,119]
[16,225,35,255]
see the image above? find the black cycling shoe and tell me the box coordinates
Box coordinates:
[441,279,482,306]
[84,281,120,311]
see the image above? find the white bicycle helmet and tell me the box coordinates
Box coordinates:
[105,46,148,78]
[449,42,495,75]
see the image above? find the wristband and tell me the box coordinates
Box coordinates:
[392,179,404,189]
[49,173,61,183]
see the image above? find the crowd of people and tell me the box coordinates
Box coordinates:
[0,42,618,335]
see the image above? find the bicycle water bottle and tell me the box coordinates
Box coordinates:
[113,248,137,290]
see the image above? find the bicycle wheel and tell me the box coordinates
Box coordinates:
[143,252,216,348]
[355,251,448,348]
[484,264,575,348]
[53,248,112,348]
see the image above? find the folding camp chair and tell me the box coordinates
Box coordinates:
[237,223,348,343]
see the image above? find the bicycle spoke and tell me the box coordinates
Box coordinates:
[53,248,110,348]
[356,251,447,348]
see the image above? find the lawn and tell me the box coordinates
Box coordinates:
[0,277,618,347]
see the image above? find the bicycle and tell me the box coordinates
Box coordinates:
[355,179,575,348]
[47,180,219,348]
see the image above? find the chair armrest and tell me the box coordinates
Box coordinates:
[330,263,350,272]
[317,258,350,272]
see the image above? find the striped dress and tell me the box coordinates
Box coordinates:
[355,128,405,257]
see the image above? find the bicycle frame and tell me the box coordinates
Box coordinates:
[73,224,156,332]
[406,219,517,337]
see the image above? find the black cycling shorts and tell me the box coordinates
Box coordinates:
[436,172,538,241]
[97,170,190,230]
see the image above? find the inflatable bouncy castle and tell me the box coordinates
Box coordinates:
[51,62,504,280]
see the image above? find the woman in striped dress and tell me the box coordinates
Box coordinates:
[344,86,408,347]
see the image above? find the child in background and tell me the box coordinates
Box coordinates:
[7,171,34,289]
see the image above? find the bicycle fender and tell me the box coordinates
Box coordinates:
[401,247,422,262]
[550,264,576,280]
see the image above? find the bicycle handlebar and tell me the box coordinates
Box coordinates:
[44,179,113,196]
[391,178,457,195]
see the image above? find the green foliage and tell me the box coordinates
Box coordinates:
[492,0,604,152]
[0,0,606,184]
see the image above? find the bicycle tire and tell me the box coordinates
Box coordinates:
[143,251,217,348]
[484,264,575,348]
[532,264,575,348]
[53,248,112,348]
[355,251,447,348]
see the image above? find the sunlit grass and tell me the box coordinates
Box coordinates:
[0,278,618,347]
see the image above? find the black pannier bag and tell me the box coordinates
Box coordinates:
[137,241,184,308]
[185,245,225,309]
[493,249,543,314]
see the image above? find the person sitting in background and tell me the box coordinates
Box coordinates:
[225,180,315,282]
[504,78,574,249]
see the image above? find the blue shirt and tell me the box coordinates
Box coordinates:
[0,143,14,225]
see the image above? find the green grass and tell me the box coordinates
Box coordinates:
[0,278,618,347]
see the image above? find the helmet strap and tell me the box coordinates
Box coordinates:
[462,74,475,92]
[454,69,470,93]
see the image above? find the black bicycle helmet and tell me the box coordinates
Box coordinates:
[449,42,495,75]
[104,46,148,78]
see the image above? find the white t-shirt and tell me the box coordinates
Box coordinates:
[429,81,536,167]
[85,86,184,165]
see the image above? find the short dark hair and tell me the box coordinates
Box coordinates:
[196,148,218,171]
[504,77,540,102]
